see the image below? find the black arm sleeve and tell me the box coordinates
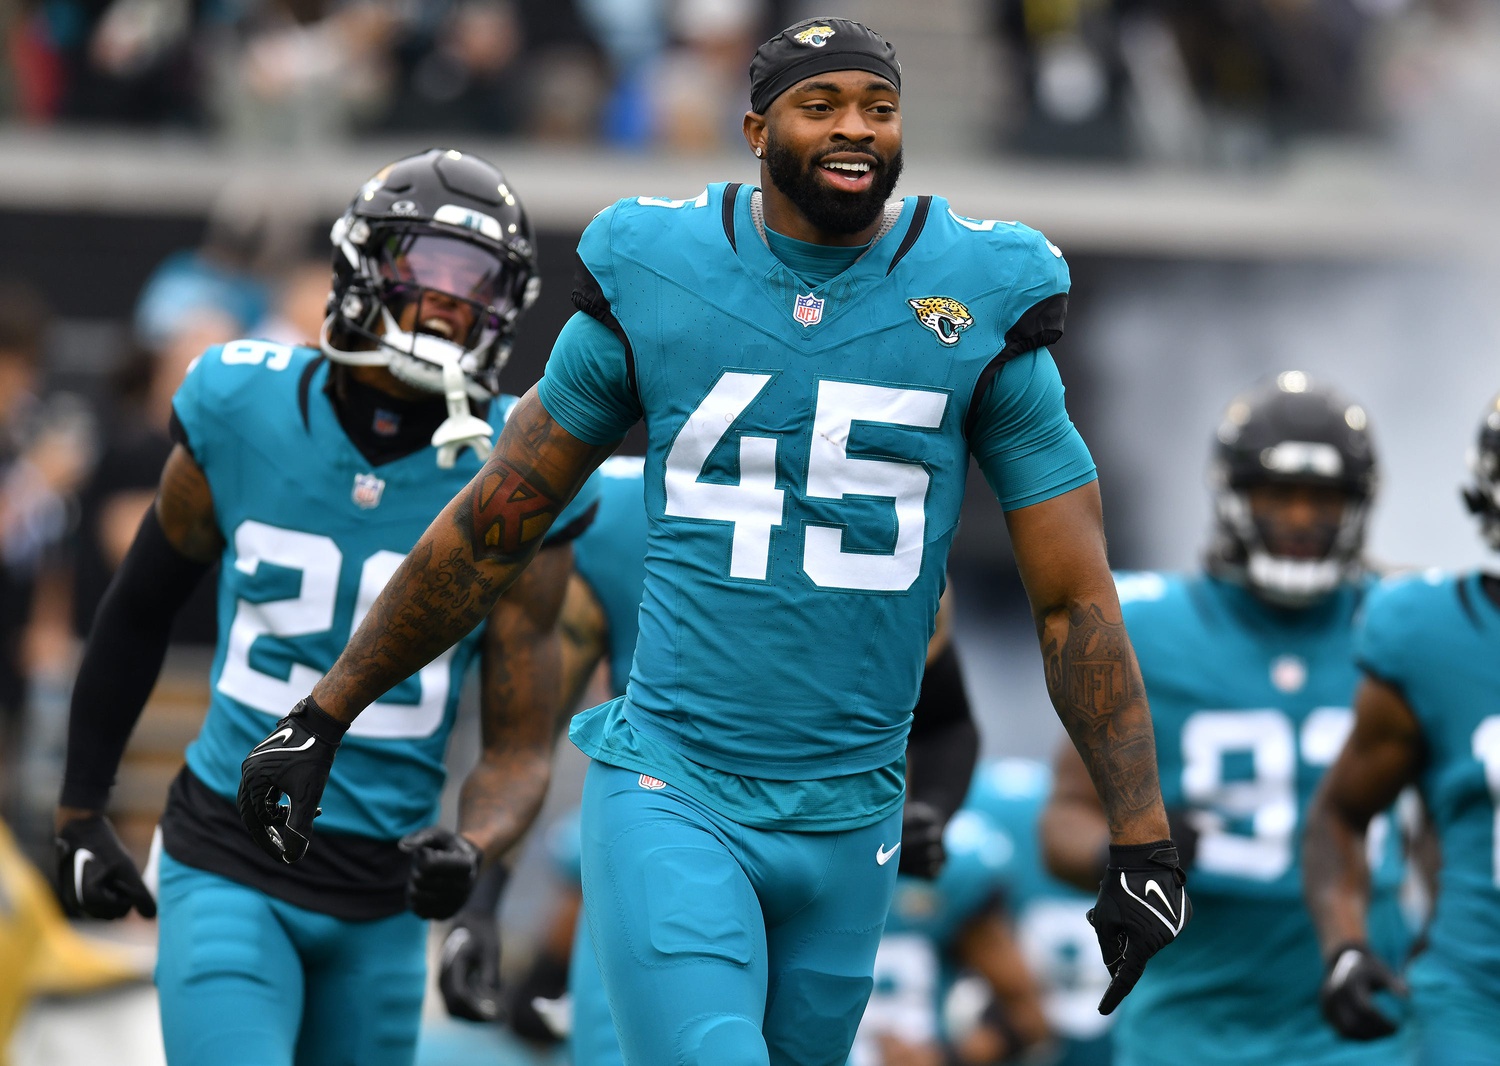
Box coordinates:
[59,508,213,810]
[906,641,980,825]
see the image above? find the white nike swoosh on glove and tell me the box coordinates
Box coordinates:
[74,848,95,904]
[245,732,316,758]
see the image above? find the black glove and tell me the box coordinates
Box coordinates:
[237,696,346,864]
[897,800,947,880]
[438,909,503,1021]
[400,826,483,919]
[1164,806,1199,873]
[55,814,157,920]
[1088,840,1191,1015]
[1320,942,1407,1040]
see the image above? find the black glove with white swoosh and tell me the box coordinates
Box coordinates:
[1088,840,1191,1015]
[1319,941,1406,1040]
[237,696,347,864]
[55,814,157,919]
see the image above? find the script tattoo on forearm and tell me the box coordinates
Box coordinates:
[1043,601,1163,836]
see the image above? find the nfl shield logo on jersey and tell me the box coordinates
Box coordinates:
[793,292,824,327]
[352,472,386,510]
[638,774,666,790]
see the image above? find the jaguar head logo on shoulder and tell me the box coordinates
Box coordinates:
[908,296,974,346]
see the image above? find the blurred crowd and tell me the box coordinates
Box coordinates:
[1,0,1498,163]
[0,183,333,864]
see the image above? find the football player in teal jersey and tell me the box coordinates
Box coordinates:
[52,149,600,1066]
[434,457,989,1066]
[1042,373,1411,1066]
[969,758,1114,1066]
[1305,391,1500,1065]
[240,18,1190,1065]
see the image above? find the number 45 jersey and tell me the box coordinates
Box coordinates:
[172,342,598,842]
[539,183,1096,830]
[1111,571,1409,1066]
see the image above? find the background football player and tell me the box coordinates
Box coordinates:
[1304,390,1500,1065]
[52,149,598,1066]
[240,17,1189,1064]
[1042,372,1411,1066]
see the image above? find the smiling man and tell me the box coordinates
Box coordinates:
[239,18,1188,1066]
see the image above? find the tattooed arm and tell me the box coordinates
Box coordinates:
[455,544,575,859]
[310,389,616,724]
[1005,481,1169,845]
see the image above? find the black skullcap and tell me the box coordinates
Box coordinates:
[749,17,901,115]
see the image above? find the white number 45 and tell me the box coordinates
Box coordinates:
[663,372,946,592]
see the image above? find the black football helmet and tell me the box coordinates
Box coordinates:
[1206,372,1378,606]
[323,148,540,465]
[1463,392,1500,552]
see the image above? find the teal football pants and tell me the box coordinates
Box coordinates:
[1411,960,1500,1066]
[569,906,624,1066]
[579,760,902,1066]
[155,850,427,1066]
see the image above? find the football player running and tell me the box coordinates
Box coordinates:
[54,149,598,1066]
[435,455,987,1065]
[1304,391,1500,1065]
[240,18,1188,1065]
[1042,373,1411,1066]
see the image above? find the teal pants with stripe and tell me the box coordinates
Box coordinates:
[155,849,427,1066]
[579,760,902,1066]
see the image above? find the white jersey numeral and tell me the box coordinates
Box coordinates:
[803,381,946,591]
[664,372,784,580]
[216,520,454,739]
[220,340,295,370]
[1472,717,1500,886]
[663,374,948,591]
[1182,706,1381,879]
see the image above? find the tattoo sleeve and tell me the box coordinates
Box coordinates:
[311,389,614,721]
[1041,599,1168,842]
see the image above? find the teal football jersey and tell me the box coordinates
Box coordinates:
[1356,570,1500,1001]
[539,183,1096,830]
[850,809,1014,1063]
[173,340,599,840]
[570,456,648,697]
[967,760,1113,1064]
[1111,572,1408,1066]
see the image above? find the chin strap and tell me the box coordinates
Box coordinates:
[431,356,494,469]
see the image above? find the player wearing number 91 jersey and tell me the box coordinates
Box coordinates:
[1043,374,1410,1066]
[1305,391,1500,1065]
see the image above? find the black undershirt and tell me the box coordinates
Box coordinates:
[160,766,410,920]
[322,361,489,468]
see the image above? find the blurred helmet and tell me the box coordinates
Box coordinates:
[323,148,540,404]
[1206,371,1378,607]
[1462,392,1500,552]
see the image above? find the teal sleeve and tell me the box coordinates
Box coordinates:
[536,312,642,446]
[970,349,1097,510]
[170,344,224,466]
[1353,579,1414,690]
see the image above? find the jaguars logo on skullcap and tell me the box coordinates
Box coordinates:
[908,297,974,346]
[794,24,835,47]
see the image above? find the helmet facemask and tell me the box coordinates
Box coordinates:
[323,214,540,467]
[1213,478,1371,607]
